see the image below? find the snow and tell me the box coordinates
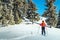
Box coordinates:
[0,17,60,40]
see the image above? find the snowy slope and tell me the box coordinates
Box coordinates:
[0,17,60,40]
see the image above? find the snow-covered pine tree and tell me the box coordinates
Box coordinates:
[0,0,40,26]
[12,0,22,24]
[56,10,60,28]
[27,0,40,23]
[0,0,9,26]
[42,0,58,27]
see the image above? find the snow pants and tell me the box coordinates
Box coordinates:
[41,27,46,35]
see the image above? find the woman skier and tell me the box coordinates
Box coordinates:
[40,20,47,35]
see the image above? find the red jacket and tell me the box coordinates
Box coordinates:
[40,22,46,27]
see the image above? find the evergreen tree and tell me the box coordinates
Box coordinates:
[56,10,60,28]
[42,0,58,27]
[27,0,40,23]
[0,0,40,26]
[0,0,9,26]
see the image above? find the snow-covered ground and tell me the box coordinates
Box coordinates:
[0,17,60,40]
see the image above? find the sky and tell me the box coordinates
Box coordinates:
[32,0,60,15]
